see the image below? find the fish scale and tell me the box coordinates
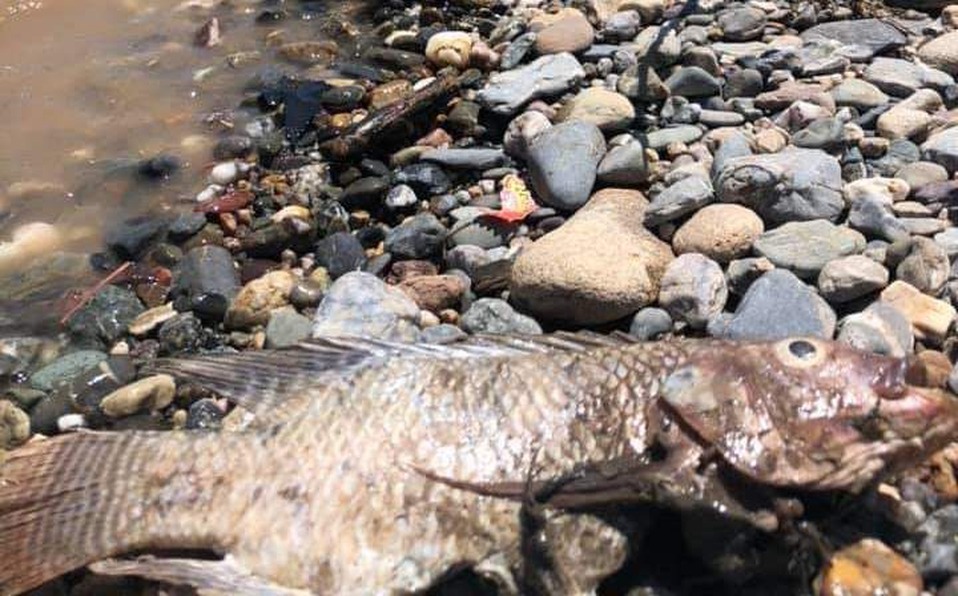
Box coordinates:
[1,334,956,595]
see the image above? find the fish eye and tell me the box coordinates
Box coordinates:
[788,340,817,360]
[774,338,827,368]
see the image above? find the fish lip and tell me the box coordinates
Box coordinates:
[870,357,913,400]
[878,385,958,444]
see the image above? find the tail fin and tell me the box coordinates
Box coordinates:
[0,432,173,595]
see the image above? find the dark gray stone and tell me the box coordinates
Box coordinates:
[314,232,366,279]
[67,286,145,348]
[715,148,844,225]
[172,245,241,316]
[719,270,836,341]
[420,148,508,170]
[385,213,447,259]
[393,163,452,197]
[478,52,584,115]
[526,121,606,211]
[665,66,722,98]
[644,176,714,226]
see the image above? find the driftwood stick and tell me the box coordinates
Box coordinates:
[319,73,464,160]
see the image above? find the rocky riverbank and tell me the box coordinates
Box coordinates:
[4,0,958,593]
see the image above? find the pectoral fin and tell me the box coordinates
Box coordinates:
[89,555,309,596]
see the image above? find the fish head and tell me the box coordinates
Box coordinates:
[660,338,958,492]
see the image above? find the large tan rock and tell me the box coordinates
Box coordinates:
[510,188,674,325]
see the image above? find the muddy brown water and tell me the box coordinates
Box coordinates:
[0,0,364,333]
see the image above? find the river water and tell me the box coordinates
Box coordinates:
[0,0,362,332]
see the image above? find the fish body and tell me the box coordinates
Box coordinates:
[1,335,956,595]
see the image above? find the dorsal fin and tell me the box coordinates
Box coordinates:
[145,332,641,424]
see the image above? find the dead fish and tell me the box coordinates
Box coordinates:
[1,334,956,595]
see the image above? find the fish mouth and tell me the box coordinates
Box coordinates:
[876,386,958,461]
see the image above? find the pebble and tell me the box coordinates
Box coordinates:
[918,505,958,580]
[753,220,866,280]
[557,87,635,132]
[664,67,722,98]
[922,126,958,173]
[386,184,419,210]
[314,232,367,279]
[644,176,715,226]
[644,125,704,150]
[532,8,594,55]
[510,189,673,326]
[672,204,764,264]
[918,30,958,75]
[881,280,956,344]
[264,307,312,349]
[225,270,296,330]
[526,121,606,211]
[172,245,241,319]
[839,300,914,358]
[477,52,585,115]
[67,285,145,349]
[128,303,178,337]
[385,213,447,259]
[715,148,844,225]
[629,307,673,340]
[719,269,837,341]
[209,161,240,185]
[425,31,472,69]
[895,237,950,295]
[597,135,649,186]
[718,6,767,42]
[398,274,467,313]
[421,149,507,170]
[460,298,542,335]
[0,400,30,449]
[830,78,890,110]
[818,539,922,596]
[312,271,422,342]
[100,374,176,418]
[657,254,727,330]
[393,163,452,197]
[817,256,890,303]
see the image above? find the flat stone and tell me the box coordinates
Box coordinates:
[755,82,835,113]
[420,148,508,170]
[864,57,955,97]
[477,52,585,115]
[510,188,674,325]
[719,269,836,341]
[100,374,176,418]
[802,19,906,58]
[817,255,890,303]
[644,176,714,226]
[881,280,956,344]
[617,64,670,102]
[715,148,844,225]
[830,78,889,110]
[29,350,107,393]
[753,220,866,280]
[526,120,606,211]
[645,125,703,150]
